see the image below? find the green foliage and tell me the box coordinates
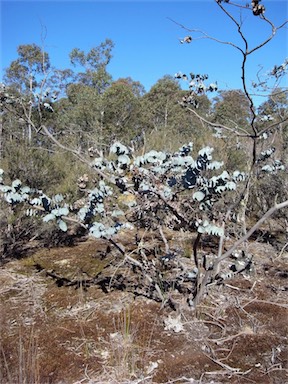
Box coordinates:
[4,44,50,92]
[258,89,288,120]
[140,75,210,150]
[0,141,246,239]
[248,171,288,219]
[211,90,251,129]
[1,141,64,190]
[1,141,91,203]
[43,152,88,199]
[70,39,114,69]
[69,39,114,91]
[142,75,183,130]
[59,83,103,143]
[102,79,143,143]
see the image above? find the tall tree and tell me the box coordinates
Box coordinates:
[69,39,114,93]
[211,89,251,129]
[3,44,54,144]
[142,75,212,150]
[142,75,182,130]
[4,44,50,93]
[102,77,145,144]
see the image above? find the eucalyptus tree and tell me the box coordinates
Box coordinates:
[140,75,209,151]
[52,76,146,152]
[258,88,288,145]
[3,44,51,144]
[4,43,50,93]
[47,39,116,152]
[69,38,114,93]
[101,77,145,146]
[211,90,251,129]
[54,83,104,151]
[142,75,183,131]
[207,89,252,170]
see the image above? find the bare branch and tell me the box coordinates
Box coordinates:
[167,17,244,55]
[218,199,288,263]
[258,115,288,137]
[40,125,116,184]
[184,106,251,136]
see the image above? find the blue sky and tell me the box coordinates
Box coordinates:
[1,0,287,103]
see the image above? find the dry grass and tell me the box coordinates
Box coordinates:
[0,231,287,384]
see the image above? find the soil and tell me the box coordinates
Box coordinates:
[0,226,287,384]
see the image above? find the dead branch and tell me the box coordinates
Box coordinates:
[218,199,288,263]
[184,106,250,137]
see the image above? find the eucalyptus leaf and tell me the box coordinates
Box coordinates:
[111,209,125,217]
[43,102,54,112]
[198,146,213,159]
[104,227,117,237]
[94,203,105,214]
[30,197,43,206]
[78,207,89,221]
[225,181,237,190]
[207,161,223,170]
[91,157,106,169]
[43,213,56,222]
[110,142,129,155]
[58,219,68,232]
[0,185,12,193]
[51,207,69,217]
[90,222,106,238]
[117,154,130,165]
[53,194,64,203]
[12,179,22,190]
[7,192,23,203]
[21,186,31,194]
[193,191,205,201]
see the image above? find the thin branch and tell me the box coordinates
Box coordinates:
[202,350,244,372]
[217,3,258,134]
[40,124,115,184]
[193,233,201,268]
[218,200,288,263]
[193,199,288,306]
[216,0,248,51]
[184,106,251,136]
[248,16,287,55]
[258,115,288,137]
[167,17,244,55]
[249,90,288,98]
[153,191,191,228]
[274,242,288,260]
[175,0,286,146]
[107,237,126,256]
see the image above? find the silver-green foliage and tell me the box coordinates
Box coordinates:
[1,130,285,241]
[0,140,247,238]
